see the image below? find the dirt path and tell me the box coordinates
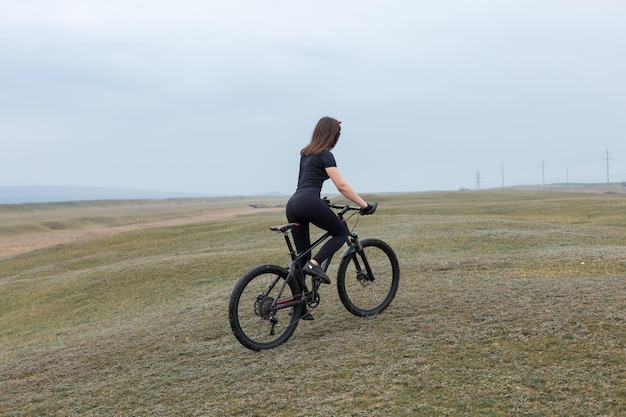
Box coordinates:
[0,206,282,259]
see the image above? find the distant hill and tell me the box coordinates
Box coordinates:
[0,186,218,204]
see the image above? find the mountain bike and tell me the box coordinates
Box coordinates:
[228,200,400,351]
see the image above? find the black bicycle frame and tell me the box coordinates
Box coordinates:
[267,230,334,313]
[267,204,379,320]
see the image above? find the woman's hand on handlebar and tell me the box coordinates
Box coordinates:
[360,202,377,215]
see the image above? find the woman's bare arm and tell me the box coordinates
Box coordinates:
[326,166,368,208]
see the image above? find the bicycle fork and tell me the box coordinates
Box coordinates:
[340,232,376,283]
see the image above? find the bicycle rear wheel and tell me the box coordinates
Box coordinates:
[229,264,304,351]
[337,238,400,317]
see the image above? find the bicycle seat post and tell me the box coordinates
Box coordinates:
[282,231,297,260]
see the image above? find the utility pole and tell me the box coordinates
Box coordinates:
[501,162,505,189]
[475,170,481,190]
[603,148,612,187]
[541,160,547,187]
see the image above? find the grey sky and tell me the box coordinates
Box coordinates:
[1,0,625,195]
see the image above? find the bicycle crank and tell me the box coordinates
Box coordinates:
[307,291,320,308]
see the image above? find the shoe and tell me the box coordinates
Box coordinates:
[304,261,331,284]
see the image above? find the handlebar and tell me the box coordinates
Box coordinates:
[330,203,362,211]
[322,197,378,215]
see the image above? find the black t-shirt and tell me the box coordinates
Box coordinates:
[296,150,337,193]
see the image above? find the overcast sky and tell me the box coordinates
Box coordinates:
[1,0,625,195]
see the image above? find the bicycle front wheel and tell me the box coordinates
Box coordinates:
[229,264,304,351]
[337,238,400,317]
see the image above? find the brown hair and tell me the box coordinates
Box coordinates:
[301,117,341,156]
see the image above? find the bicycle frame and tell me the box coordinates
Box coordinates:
[267,204,375,319]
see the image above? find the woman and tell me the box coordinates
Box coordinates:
[286,116,376,285]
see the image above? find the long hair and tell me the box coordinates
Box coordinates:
[301,117,341,156]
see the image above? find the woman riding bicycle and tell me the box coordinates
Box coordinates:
[286,116,376,285]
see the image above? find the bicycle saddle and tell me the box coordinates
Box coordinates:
[269,223,300,233]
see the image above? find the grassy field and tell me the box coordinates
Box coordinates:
[1,190,625,416]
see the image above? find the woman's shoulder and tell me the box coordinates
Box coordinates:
[303,149,333,158]
[303,149,335,163]
[320,150,336,166]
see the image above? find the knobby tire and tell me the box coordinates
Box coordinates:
[336,238,400,316]
[228,264,303,351]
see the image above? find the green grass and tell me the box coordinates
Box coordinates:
[1,190,625,416]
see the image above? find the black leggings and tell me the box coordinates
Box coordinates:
[286,190,348,266]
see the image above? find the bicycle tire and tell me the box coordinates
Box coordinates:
[228,264,304,351]
[336,238,400,317]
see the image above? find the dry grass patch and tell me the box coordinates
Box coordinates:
[1,191,625,416]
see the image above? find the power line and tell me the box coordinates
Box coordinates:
[603,148,613,187]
